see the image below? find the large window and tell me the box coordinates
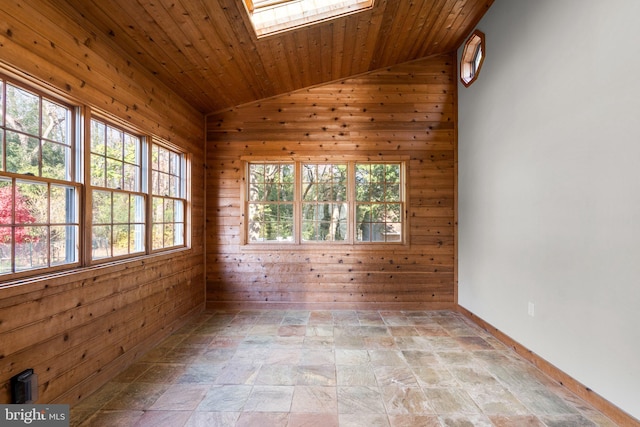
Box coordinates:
[0,72,189,281]
[460,29,485,87]
[302,163,347,242]
[247,163,294,242]
[245,160,405,244]
[0,78,79,276]
[90,118,145,260]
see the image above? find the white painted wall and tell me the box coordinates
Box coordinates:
[457,0,640,420]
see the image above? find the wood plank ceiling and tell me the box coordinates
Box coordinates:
[58,0,493,115]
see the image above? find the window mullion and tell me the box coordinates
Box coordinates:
[82,106,93,265]
[143,136,152,255]
[294,161,301,244]
[348,161,355,244]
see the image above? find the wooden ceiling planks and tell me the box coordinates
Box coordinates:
[59,0,493,114]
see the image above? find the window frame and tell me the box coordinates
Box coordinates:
[87,115,148,263]
[150,141,188,252]
[243,0,375,38]
[242,157,407,247]
[0,75,82,279]
[0,68,191,283]
[460,29,486,87]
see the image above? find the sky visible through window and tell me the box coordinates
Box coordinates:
[246,0,374,37]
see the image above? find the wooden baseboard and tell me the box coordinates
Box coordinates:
[206,301,456,311]
[457,305,639,427]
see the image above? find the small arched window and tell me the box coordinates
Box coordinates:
[460,30,485,87]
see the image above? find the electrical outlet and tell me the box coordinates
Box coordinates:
[528,302,535,317]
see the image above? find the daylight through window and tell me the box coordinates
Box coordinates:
[246,160,404,244]
[0,72,190,281]
[244,0,374,38]
[0,78,80,276]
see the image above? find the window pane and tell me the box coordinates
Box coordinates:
[152,223,164,249]
[0,178,13,224]
[0,226,10,274]
[169,151,180,175]
[6,84,39,136]
[250,163,265,182]
[51,225,78,265]
[90,154,105,187]
[302,203,347,242]
[15,226,47,270]
[163,223,174,248]
[0,80,3,125]
[50,185,77,224]
[158,146,169,173]
[92,225,111,259]
[42,99,70,144]
[169,175,178,197]
[153,197,163,223]
[6,132,39,175]
[355,163,403,244]
[92,190,112,224]
[113,224,129,256]
[113,193,130,223]
[0,129,4,170]
[131,223,145,253]
[163,198,174,222]
[124,134,139,164]
[42,141,70,180]
[131,195,145,223]
[123,163,139,192]
[106,158,123,189]
[280,183,294,201]
[106,127,123,160]
[91,120,105,154]
[158,172,169,196]
[16,181,48,224]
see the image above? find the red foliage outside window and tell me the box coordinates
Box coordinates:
[0,186,38,244]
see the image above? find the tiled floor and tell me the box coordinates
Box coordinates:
[72,310,618,426]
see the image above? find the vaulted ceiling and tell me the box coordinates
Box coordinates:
[60,0,493,115]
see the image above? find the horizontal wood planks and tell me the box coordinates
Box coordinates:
[59,0,493,113]
[0,0,205,405]
[206,53,457,310]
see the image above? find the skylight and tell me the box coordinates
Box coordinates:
[244,0,375,38]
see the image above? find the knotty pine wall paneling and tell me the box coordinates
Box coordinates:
[0,0,205,405]
[206,53,457,310]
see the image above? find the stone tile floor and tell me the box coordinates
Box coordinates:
[71,310,618,426]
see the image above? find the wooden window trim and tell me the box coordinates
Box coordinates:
[242,157,408,248]
[150,141,188,253]
[0,69,193,285]
[0,75,81,279]
[460,29,485,87]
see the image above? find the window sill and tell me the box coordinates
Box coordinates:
[0,246,193,292]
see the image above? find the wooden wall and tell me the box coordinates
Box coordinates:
[206,53,457,310]
[0,0,205,405]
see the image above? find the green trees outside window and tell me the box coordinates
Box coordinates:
[1,73,189,280]
[246,161,404,244]
[151,145,186,250]
[90,118,145,259]
[0,78,79,275]
[248,163,294,242]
